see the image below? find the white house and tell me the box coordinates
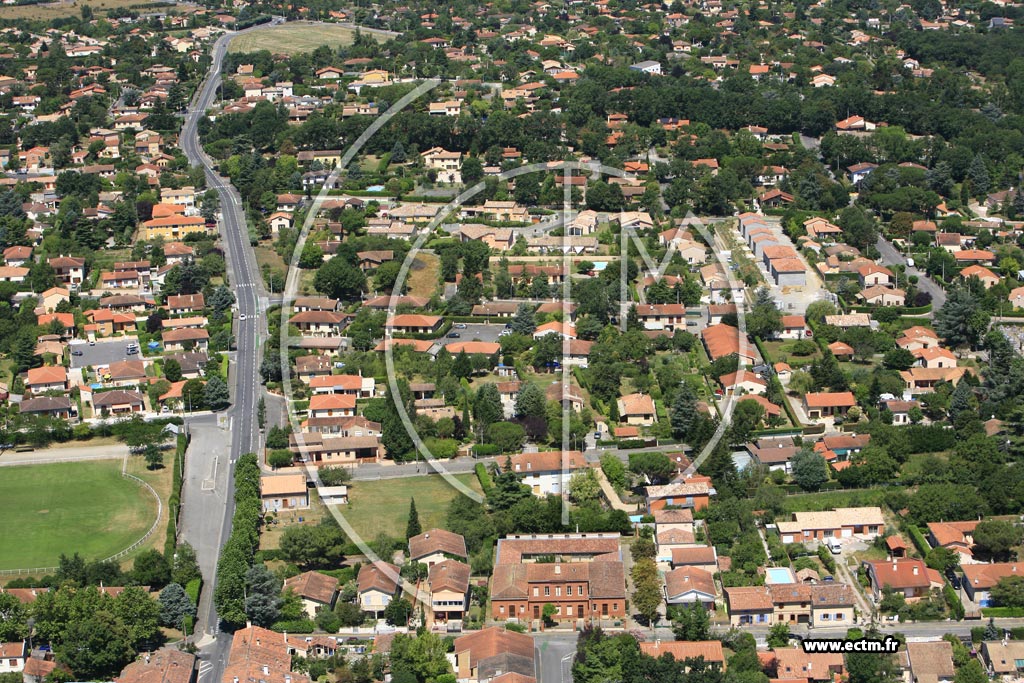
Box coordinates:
[505,451,588,496]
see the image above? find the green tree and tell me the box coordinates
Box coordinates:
[568,469,601,505]
[629,452,676,484]
[203,375,230,410]
[279,521,347,569]
[954,660,988,683]
[53,611,134,680]
[791,447,829,491]
[244,564,282,627]
[672,602,711,641]
[158,583,195,629]
[384,597,413,626]
[972,519,1023,560]
[631,557,663,625]
[406,498,422,540]
[748,288,783,339]
[314,258,366,302]
[473,384,503,433]
[514,382,546,420]
[925,547,961,573]
[991,575,1024,608]
[163,358,183,382]
[510,302,537,335]
[131,549,171,587]
[143,443,164,470]
[0,592,27,641]
[767,622,791,648]
[935,286,987,348]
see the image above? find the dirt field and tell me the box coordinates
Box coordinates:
[229,22,389,55]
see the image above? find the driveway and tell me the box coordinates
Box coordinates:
[875,236,946,310]
[69,338,142,369]
[437,322,506,347]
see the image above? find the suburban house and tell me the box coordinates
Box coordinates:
[646,476,714,512]
[25,366,69,393]
[387,314,443,335]
[505,450,588,497]
[776,507,884,543]
[409,529,468,567]
[982,640,1024,678]
[283,571,338,618]
[617,393,656,426]
[91,389,145,415]
[308,394,357,418]
[663,566,717,610]
[770,648,845,683]
[260,474,309,513]
[357,562,400,616]
[863,558,938,599]
[904,641,955,683]
[725,586,774,626]
[452,627,536,683]
[803,392,857,419]
[926,521,978,558]
[961,563,1024,606]
[638,641,724,667]
[426,559,471,623]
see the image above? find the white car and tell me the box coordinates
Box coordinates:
[239,314,247,321]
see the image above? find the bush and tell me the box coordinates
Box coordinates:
[185,578,202,604]
[319,467,351,486]
[270,619,316,633]
[475,462,494,494]
[267,450,294,468]
[472,443,501,456]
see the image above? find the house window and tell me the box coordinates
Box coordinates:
[567,606,573,615]
[556,606,561,615]
[821,613,830,621]
[500,605,505,613]
[533,587,539,597]
[835,613,844,620]
[1014,660,1024,669]
[520,605,525,613]
[544,586,550,596]
[578,585,584,596]
[556,587,561,597]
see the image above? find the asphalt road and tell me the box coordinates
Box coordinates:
[69,338,142,369]
[438,322,506,346]
[178,17,283,678]
[875,236,947,310]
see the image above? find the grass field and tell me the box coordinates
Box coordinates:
[0,0,160,20]
[782,488,888,514]
[406,253,439,299]
[0,460,158,570]
[334,473,482,540]
[229,22,389,55]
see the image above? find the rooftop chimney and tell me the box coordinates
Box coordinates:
[263,666,270,675]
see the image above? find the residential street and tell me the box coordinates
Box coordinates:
[875,236,947,311]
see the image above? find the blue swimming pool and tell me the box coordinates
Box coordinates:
[765,567,796,584]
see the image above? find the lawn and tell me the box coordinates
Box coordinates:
[782,488,888,514]
[0,460,158,570]
[406,253,440,299]
[0,0,154,20]
[334,473,482,541]
[228,22,389,55]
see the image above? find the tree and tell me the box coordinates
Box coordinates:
[172,543,202,586]
[384,597,413,626]
[791,448,829,491]
[509,303,537,335]
[973,520,1024,560]
[514,382,546,420]
[158,583,195,629]
[629,452,675,484]
[244,564,282,627]
[631,557,662,625]
[319,466,351,486]
[767,622,791,648]
[163,358,183,383]
[748,288,783,339]
[406,498,422,540]
[143,443,164,470]
[935,286,986,348]
[314,258,366,302]
[131,549,170,588]
[991,575,1024,608]
[54,611,134,680]
[473,384,503,432]
[203,375,230,410]
[486,422,526,452]
[181,378,205,411]
[925,547,960,573]
[279,521,347,568]
[299,242,324,269]
[954,660,987,683]
[0,592,27,641]
[672,602,711,641]
[461,157,484,185]
[846,639,900,683]
[568,469,601,505]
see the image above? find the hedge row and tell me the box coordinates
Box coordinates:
[906,525,931,557]
[475,462,494,494]
[164,433,189,558]
[212,453,262,630]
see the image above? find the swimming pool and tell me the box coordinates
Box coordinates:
[765,567,796,584]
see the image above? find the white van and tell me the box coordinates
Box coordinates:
[906,257,915,268]
[826,538,843,554]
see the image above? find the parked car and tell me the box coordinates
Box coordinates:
[72,350,83,356]
[447,332,460,338]
[455,323,467,329]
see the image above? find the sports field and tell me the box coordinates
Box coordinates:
[228,22,390,55]
[334,473,482,540]
[0,460,158,570]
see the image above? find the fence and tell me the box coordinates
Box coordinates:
[0,455,163,576]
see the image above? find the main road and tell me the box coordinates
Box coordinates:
[178,18,282,681]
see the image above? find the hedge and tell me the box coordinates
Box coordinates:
[212,453,262,630]
[906,525,931,557]
[472,443,501,456]
[982,607,1024,617]
[944,585,965,620]
[165,433,189,557]
[185,577,202,605]
[475,462,494,494]
[270,619,316,633]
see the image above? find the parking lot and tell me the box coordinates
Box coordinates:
[69,338,142,369]
[437,322,507,347]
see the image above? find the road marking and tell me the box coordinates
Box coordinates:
[202,479,215,490]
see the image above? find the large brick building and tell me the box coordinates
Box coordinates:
[489,534,626,624]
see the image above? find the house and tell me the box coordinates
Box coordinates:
[139,214,208,240]
[905,641,955,683]
[409,529,468,566]
[960,264,1001,288]
[912,347,957,369]
[777,507,884,543]
[702,324,757,364]
[19,396,73,419]
[283,571,338,618]
[3,245,31,267]
[859,286,905,306]
[847,162,878,185]
[260,474,309,513]
[961,563,1024,606]
[779,316,809,340]
[357,562,401,615]
[0,642,26,674]
[387,314,443,335]
[983,640,1024,678]
[92,390,146,415]
[115,648,195,683]
[899,367,969,393]
[505,451,588,496]
[630,60,662,75]
[926,521,978,558]
[48,256,85,285]
[858,264,895,287]
[639,641,724,667]
[161,328,209,351]
[663,567,717,610]
[222,626,310,683]
[864,558,935,599]
[25,366,69,393]
[725,586,774,626]
[426,559,471,623]
[105,360,147,387]
[167,293,205,315]
[308,394,356,418]
[645,476,714,512]
[289,311,349,337]
[771,648,846,682]
[670,546,719,573]
[489,533,626,624]
[452,627,536,683]
[617,393,656,426]
[718,371,767,396]
[803,392,857,420]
